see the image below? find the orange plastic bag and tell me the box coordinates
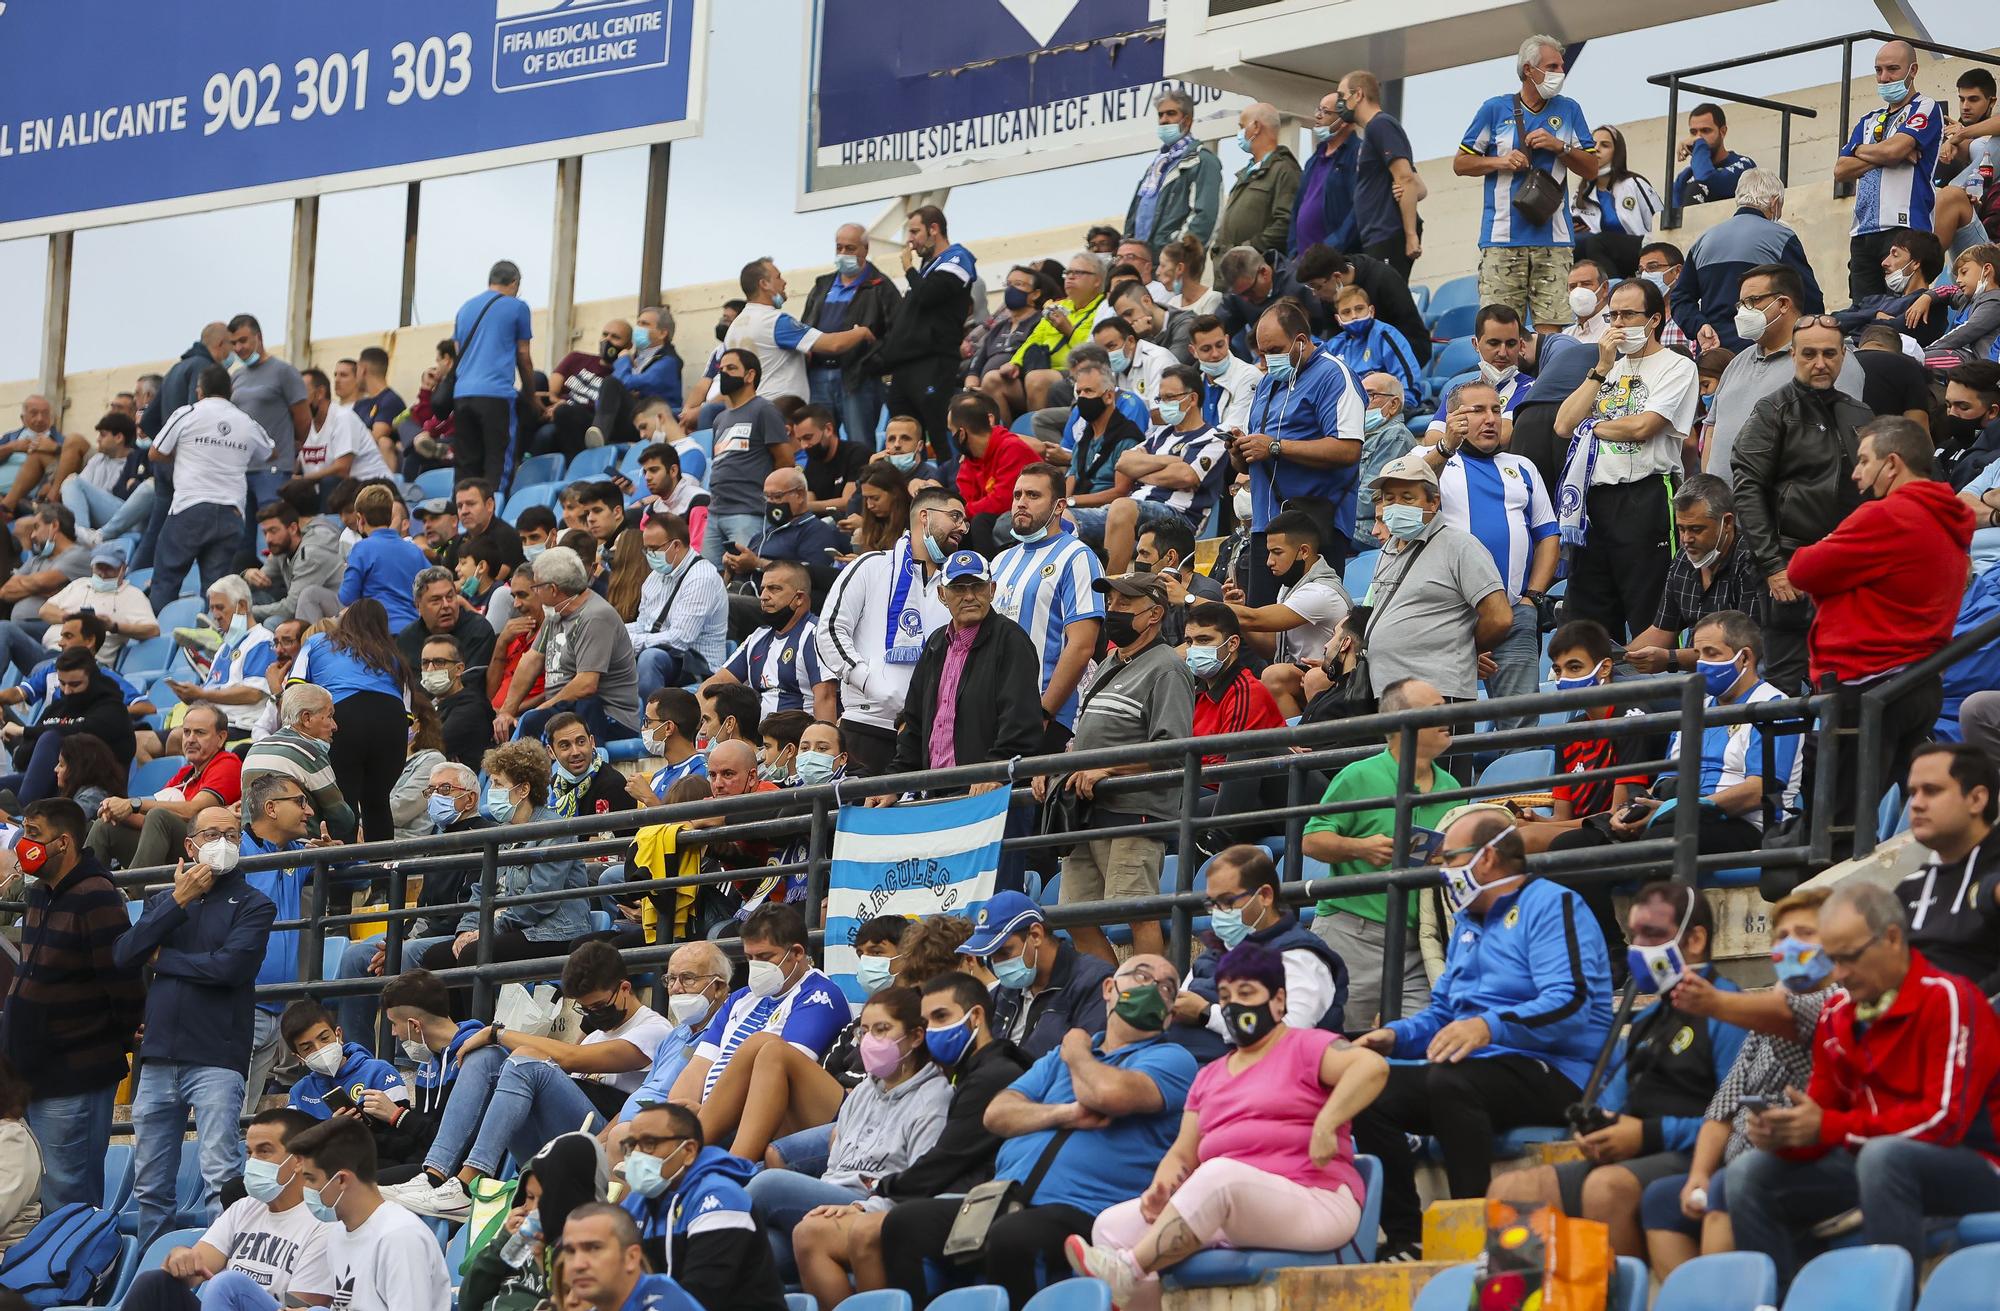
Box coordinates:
[1472,1198,1612,1311]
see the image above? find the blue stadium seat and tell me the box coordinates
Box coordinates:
[1655,1251,1778,1311]
[1945,1212,2000,1247]
[1480,749,1556,793]
[680,444,709,484]
[832,1292,912,1311]
[322,936,348,983]
[1781,1245,1913,1311]
[154,597,206,633]
[111,1226,205,1301]
[1021,1279,1112,1311]
[130,756,187,796]
[118,634,175,684]
[1161,1156,1383,1289]
[590,910,613,934]
[413,467,457,501]
[1412,1263,1476,1311]
[1429,336,1480,381]
[125,567,153,594]
[1343,551,1378,599]
[687,428,715,458]
[1429,304,1477,342]
[514,453,564,488]
[1610,1256,1647,1311]
[619,442,651,475]
[787,1296,819,1311]
[927,1288,1008,1311]
[567,446,624,481]
[102,1142,135,1214]
[1424,275,1480,326]
[1410,284,1432,315]
[502,483,558,524]
[604,738,653,765]
[445,1222,470,1273]
[1918,1243,2000,1311]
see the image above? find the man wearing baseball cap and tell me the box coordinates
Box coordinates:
[1033,571,1194,965]
[881,551,1045,787]
[415,497,462,569]
[27,541,159,666]
[959,890,1113,1060]
[1358,452,1510,704]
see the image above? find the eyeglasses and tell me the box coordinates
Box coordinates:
[419,658,461,670]
[1606,309,1653,324]
[1822,933,1883,968]
[1114,966,1167,988]
[666,972,723,990]
[1064,269,1096,279]
[1735,292,1784,312]
[421,784,471,799]
[269,794,309,808]
[1203,887,1257,913]
[190,829,237,846]
[1793,315,1842,332]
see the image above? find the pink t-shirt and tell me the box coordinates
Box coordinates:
[1185,1026,1363,1198]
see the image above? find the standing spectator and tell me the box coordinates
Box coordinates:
[397,566,496,672]
[883,551,1044,785]
[1672,170,1825,352]
[1834,40,1945,300]
[116,806,277,1252]
[419,636,495,772]
[86,702,241,870]
[240,682,357,840]
[353,345,408,464]
[1127,89,1222,255]
[705,560,833,719]
[1623,475,1766,675]
[288,599,415,844]
[1727,882,2000,1290]
[1104,366,1230,572]
[1674,103,1757,209]
[248,500,343,628]
[498,546,644,746]
[632,509,728,698]
[439,260,541,487]
[1636,243,1693,350]
[1295,90,1361,258]
[338,485,427,630]
[801,229,901,445]
[148,365,273,611]
[1553,278,1701,641]
[1231,301,1366,604]
[1786,418,1974,865]
[1044,573,1194,964]
[953,393,1042,555]
[1728,318,1874,694]
[990,465,1104,753]
[1212,104,1300,258]
[719,258,876,411]
[873,206,980,453]
[1574,126,1662,277]
[1456,35,1600,327]
[815,487,962,775]
[1351,810,1613,1262]
[1339,71,1425,276]
[701,349,798,568]
[221,315,309,531]
[1181,605,1288,821]
[2,798,143,1209]
[239,773,324,1116]
[1705,265,1865,478]
[140,324,229,440]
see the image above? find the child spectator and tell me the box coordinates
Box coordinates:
[1325,285,1422,397]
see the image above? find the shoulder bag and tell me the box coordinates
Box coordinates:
[1345,536,1432,715]
[1509,99,1566,228]
[941,1128,1074,1261]
[432,292,503,420]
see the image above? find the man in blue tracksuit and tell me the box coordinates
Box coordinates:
[115,805,278,1254]
[1351,810,1612,1260]
[1489,880,1747,1257]
[618,1101,787,1311]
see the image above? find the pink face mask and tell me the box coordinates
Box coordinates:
[857,1032,909,1079]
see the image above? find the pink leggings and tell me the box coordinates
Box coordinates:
[1092,1157,1362,1311]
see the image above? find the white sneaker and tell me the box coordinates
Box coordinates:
[395,1176,472,1221]
[1064,1235,1137,1307]
[583,425,605,448]
[76,525,101,547]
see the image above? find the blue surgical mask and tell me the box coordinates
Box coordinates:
[1697,653,1742,699]
[1157,123,1183,146]
[1362,407,1387,435]
[1185,643,1226,679]
[554,760,587,785]
[1380,503,1427,540]
[303,1179,340,1224]
[621,1149,673,1199]
[1263,351,1296,384]
[89,575,119,594]
[921,528,946,563]
[834,254,861,276]
[227,613,248,639]
[633,326,653,350]
[855,955,895,995]
[992,943,1037,990]
[1157,400,1184,426]
[1312,125,1334,144]
[1198,357,1229,379]
[1212,898,1265,949]
[1640,271,1670,294]
[771,291,787,310]
[1107,349,1129,374]
[1003,287,1030,311]
[523,543,547,562]
[646,549,672,575]
[1234,131,1251,155]
[486,783,518,824]
[796,749,838,785]
[1342,314,1374,337]
[243,1155,287,1205]
[1771,936,1833,993]
[1877,79,1909,104]
[1627,892,1698,993]
[1013,520,1049,544]
[426,792,459,830]
[1554,662,1606,692]
[235,352,261,370]
[925,1014,976,1066]
[888,452,919,472]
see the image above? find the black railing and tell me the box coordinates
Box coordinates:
[1850,610,2000,854]
[1650,30,1997,231]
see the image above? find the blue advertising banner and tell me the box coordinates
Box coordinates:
[801,0,1237,210]
[0,0,709,240]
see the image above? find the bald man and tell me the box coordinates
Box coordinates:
[1833,39,1945,300]
[800,222,902,444]
[540,318,643,459]
[0,394,90,520]
[1212,102,1301,257]
[722,464,844,599]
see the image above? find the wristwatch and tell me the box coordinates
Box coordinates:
[1586,369,1608,384]
[1270,438,1284,460]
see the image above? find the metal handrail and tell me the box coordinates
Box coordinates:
[1851,610,2000,853]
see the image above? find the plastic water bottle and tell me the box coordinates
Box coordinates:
[501,1212,543,1268]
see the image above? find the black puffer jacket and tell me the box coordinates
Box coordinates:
[891,613,1047,776]
[1730,380,1873,575]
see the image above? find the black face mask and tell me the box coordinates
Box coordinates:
[1076,395,1109,423]
[579,1000,625,1034]
[1221,999,1279,1047]
[1104,610,1141,647]
[599,339,619,363]
[718,373,747,397]
[714,321,730,342]
[1275,557,1308,588]
[1332,96,1358,125]
[766,501,795,528]
[1940,413,1984,450]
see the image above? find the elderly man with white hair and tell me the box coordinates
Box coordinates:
[240,680,356,840]
[1211,102,1300,258]
[1672,167,1829,351]
[799,222,902,444]
[162,574,277,743]
[495,546,644,745]
[600,939,737,1162]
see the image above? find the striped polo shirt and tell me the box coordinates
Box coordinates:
[991,532,1105,728]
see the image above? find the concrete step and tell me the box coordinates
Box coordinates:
[1162,1259,1458,1311]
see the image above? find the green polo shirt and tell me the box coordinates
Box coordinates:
[1305,749,1461,923]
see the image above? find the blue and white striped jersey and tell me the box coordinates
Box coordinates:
[991,532,1105,728]
[1131,422,1231,520]
[1667,681,1804,830]
[1843,94,1944,235]
[1437,449,1558,599]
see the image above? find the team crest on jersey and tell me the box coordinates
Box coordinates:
[1670,1025,1695,1055]
[1503,465,1519,480]
[1042,564,1058,578]
[781,646,795,662]
[1548,115,1563,130]
[1621,196,1636,209]
[1503,906,1521,929]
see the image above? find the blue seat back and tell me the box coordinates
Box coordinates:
[927,1288,1008,1311]
[1782,1245,1914,1311]
[1917,1243,2000,1311]
[1610,1256,1647,1311]
[1425,275,1480,323]
[1430,303,1478,342]
[129,757,187,796]
[116,635,174,682]
[831,1291,913,1311]
[1656,1251,1778,1311]
[1021,1278,1113,1311]
[1431,336,1480,380]
[413,467,457,500]
[785,1295,818,1311]
[502,483,558,524]
[1480,749,1557,791]
[566,446,624,481]
[1413,1263,1476,1311]
[100,1145,134,1215]
[514,453,565,488]
[111,1224,204,1302]
[1343,550,1378,599]
[154,597,205,633]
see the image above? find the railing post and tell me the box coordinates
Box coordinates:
[472,840,500,1021]
[300,857,327,983]
[1835,37,1855,200]
[1853,687,1887,856]
[1170,751,1201,975]
[383,860,408,1050]
[804,797,831,934]
[1284,758,1305,886]
[1662,78,1682,230]
[1675,674,1703,884]
[1778,110,1793,187]
[1809,693,1841,868]
[1379,726,1417,1024]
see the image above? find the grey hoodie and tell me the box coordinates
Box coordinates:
[821,1063,953,1191]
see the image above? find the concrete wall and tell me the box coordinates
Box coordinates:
[10,46,1993,431]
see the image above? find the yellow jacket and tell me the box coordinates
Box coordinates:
[1009,293,1104,371]
[632,822,704,944]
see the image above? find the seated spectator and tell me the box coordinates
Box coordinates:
[881,955,1199,1308]
[1351,811,1613,1262]
[1727,881,2000,1289]
[21,543,158,669]
[338,485,427,630]
[793,404,870,516]
[1490,883,1747,1259]
[1350,373,1417,551]
[58,412,153,547]
[1640,889,1833,1278]
[417,634,494,772]
[1000,252,1109,419]
[457,1131,607,1311]
[412,499,461,568]
[594,942,736,1159]
[87,701,240,869]
[1622,476,1763,674]
[397,565,496,673]
[1513,621,1650,848]
[0,505,90,660]
[116,1107,333,1311]
[699,681,761,748]
[726,467,842,597]
[633,440,709,531]
[288,1116,452,1310]
[614,1103,787,1311]
[162,574,278,743]
[968,266,1060,412]
[0,648,136,806]
[1303,678,1458,1026]
[0,611,139,725]
[745,985,953,1279]
[1110,279,1195,369]
[377,969,491,1179]
[547,711,639,821]
[389,942,675,1221]
[704,561,833,720]
[632,510,729,700]
[756,709,811,786]
[1092,313,1175,406]
[841,462,914,555]
[1227,509,1352,717]
[240,682,356,840]
[237,771,325,1112]
[498,546,644,746]
[47,732,124,820]
[1172,847,1346,1066]
[883,551,1044,787]
[952,392,1042,556]
[1326,284,1422,396]
[388,698,450,842]
[958,890,1110,1059]
[1102,364,1229,573]
[791,969,1031,1308]
[1673,102,1756,208]
[668,905,846,1145]
[1896,743,2000,999]
[1942,360,2000,493]
[1135,514,1221,648]
[1058,357,1147,548]
[634,688,707,804]
[1184,601,1286,771]
[1833,227,1952,344]
[1158,236,1220,317]
[412,739,587,976]
[1073,942,1387,1307]
[1930,243,2000,366]
[1561,259,1613,344]
[283,999,417,1150]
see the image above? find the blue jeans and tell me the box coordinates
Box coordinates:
[462,1056,603,1176]
[769,1122,836,1177]
[62,476,156,536]
[149,503,243,612]
[26,1086,114,1210]
[422,1042,509,1175]
[132,468,174,572]
[701,511,766,568]
[401,934,455,971]
[1729,1137,2000,1287]
[239,471,287,558]
[122,1267,277,1311]
[333,934,386,1045]
[1482,600,1543,732]
[517,696,639,747]
[811,367,887,452]
[0,715,63,803]
[131,1060,246,1253]
[747,1168,867,1280]
[0,620,49,676]
[1067,505,1110,547]
[637,645,713,701]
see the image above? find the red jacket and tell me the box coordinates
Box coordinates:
[1192,663,1286,772]
[1786,479,1973,682]
[1796,950,2000,1165]
[956,427,1042,518]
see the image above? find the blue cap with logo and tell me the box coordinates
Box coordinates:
[942,550,992,585]
[962,890,1044,956]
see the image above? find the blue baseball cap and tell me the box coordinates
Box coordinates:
[962,891,1043,956]
[942,550,992,585]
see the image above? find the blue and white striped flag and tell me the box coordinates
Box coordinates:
[825,788,1011,1004]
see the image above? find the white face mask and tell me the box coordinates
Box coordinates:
[667,992,711,1027]
[303,1045,345,1078]
[1734,304,1773,344]
[419,670,452,696]
[1478,360,1518,388]
[401,1039,434,1065]
[1615,325,1649,355]
[1885,264,1913,294]
[1566,287,1600,320]
[197,839,239,873]
[1537,68,1566,95]
[746,958,789,998]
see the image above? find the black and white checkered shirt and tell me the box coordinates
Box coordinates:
[1652,538,1765,637]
